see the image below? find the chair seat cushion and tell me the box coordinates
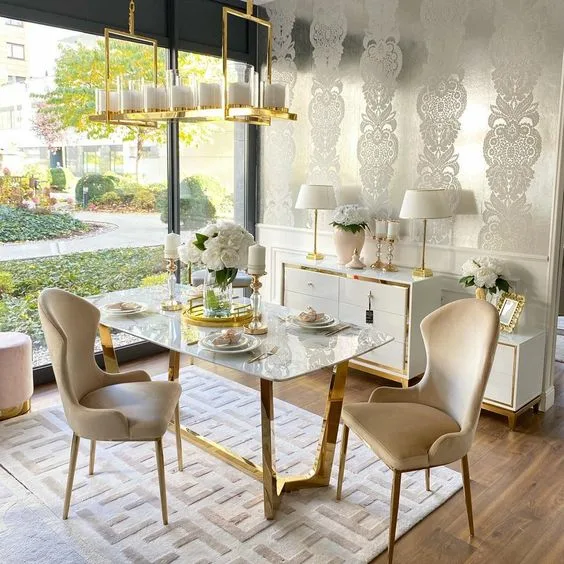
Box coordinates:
[80,381,181,441]
[342,402,460,471]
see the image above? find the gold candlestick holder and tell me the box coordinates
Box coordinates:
[382,238,399,272]
[161,257,183,311]
[370,236,386,270]
[244,272,268,335]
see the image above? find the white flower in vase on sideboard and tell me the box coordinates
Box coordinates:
[459,257,511,300]
[330,204,370,265]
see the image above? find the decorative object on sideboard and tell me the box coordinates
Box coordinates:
[182,221,254,318]
[345,248,366,270]
[162,232,183,311]
[330,204,369,264]
[399,189,452,278]
[245,244,268,335]
[295,184,336,261]
[497,292,525,333]
[382,220,400,272]
[370,219,388,270]
[458,257,511,301]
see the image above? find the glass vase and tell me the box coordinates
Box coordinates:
[203,270,233,318]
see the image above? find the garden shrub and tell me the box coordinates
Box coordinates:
[75,174,117,205]
[140,272,168,286]
[0,272,14,296]
[159,174,217,228]
[0,176,32,207]
[132,188,157,211]
[23,164,50,186]
[0,246,165,345]
[97,191,122,207]
[0,205,90,242]
[49,167,70,190]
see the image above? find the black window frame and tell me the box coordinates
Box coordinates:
[0,0,260,384]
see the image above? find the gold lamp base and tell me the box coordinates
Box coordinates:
[412,267,433,278]
[306,251,324,260]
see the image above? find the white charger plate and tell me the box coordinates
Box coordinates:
[200,333,250,350]
[288,314,337,329]
[199,334,261,354]
[101,301,147,315]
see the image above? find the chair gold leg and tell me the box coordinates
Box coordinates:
[425,467,430,491]
[155,438,168,525]
[388,470,402,564]
[461,455,474,536]
[175,402,183,472]
[89,440,96,476]
[336,424,349,500]
[63,433,80,520]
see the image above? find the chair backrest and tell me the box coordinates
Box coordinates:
[38,288,106,418]
[418,298,500,433]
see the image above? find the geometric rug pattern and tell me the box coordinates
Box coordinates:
[0,366,462,563]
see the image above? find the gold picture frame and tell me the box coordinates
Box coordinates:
[496,292,525,333]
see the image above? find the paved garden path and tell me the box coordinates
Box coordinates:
[0,212,166,262]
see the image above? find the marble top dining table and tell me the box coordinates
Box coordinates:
[91,284,393,519]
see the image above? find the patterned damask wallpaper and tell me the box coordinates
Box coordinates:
[259,0,564,256]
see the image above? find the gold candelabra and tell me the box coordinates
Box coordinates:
[370,236,386,270]
[161,258,183,311]
[244,272,268,335]
[382,238,398,272]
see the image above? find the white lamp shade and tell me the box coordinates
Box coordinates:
[295,184,336,210]
[399,189,452,219]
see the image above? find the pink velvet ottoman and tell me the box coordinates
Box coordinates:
[0,332,33,420]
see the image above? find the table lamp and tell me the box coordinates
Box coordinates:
[295,184,336,260]
[399,189,451,278]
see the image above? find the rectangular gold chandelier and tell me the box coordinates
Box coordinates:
[90,0,297,127]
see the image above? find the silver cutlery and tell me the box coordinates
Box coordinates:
[324,324,351,337]
[248,345,279,364]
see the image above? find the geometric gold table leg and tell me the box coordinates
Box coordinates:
[260,378,279,519]
[168,350,184,472]
[99,324,119,373]
[280,360,349,493]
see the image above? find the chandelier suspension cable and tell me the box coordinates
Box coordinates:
[128,0,136,35]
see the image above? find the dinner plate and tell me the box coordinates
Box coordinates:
[288,317,339,330]
[288,314,336,328]
[200,333,250,350]
[101,301,147,315]
[199,334,260,354]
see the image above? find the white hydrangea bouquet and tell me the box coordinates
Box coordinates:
[179,220,255,288]
[330,204,369,233]
[459,257,510,297]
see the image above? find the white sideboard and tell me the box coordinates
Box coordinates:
[281,259,442,386]
[281,259,546,430]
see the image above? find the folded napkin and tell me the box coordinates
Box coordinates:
[298,306,324,323]
[212,328,243,346]
[106,301,140,311]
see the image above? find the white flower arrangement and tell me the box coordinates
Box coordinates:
[459,257,510,295]
[330,204,369,234]
[178,220,255,287]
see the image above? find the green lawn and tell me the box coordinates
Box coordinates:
[0,246,165,345]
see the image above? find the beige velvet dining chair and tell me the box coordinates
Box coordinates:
[38,288,183,525]
[336,298,500,563]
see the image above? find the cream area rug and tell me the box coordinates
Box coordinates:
[0,366,462,563]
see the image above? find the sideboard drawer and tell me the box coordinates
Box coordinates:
[284,290,339,318]
[339,278,407,316]
[360,340,405,372]
[284,268,339,300]
[338,303,406,343]
[484,344,515,406]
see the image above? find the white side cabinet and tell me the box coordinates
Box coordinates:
[282,260,442,386]
[482,331,545,430]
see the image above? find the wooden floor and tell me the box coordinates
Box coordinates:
[32,354,564,564]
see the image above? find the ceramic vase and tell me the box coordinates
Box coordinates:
[333,228,366,265]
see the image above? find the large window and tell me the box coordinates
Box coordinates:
[7,42,25,60]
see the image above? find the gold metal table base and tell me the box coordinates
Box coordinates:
[100,324,348,519]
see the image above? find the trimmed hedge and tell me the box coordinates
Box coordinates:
[0,205,90,243]
[76,174,117,205]
[0,246,164,344]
